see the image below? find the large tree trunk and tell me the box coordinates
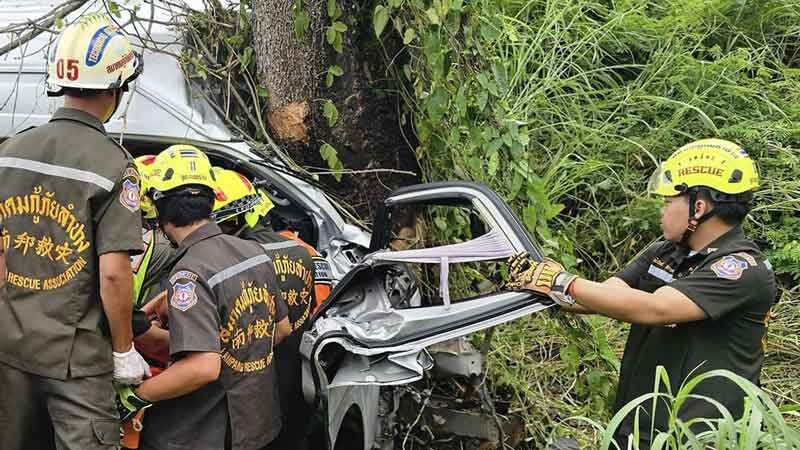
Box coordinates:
[252,0,418,222]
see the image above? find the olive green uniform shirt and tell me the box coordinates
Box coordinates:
[0,108,143,379]
[613,226,777,445]
[141,223,288,450]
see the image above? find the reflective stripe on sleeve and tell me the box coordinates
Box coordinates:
[207,254,272,289]
[0,157,115,192]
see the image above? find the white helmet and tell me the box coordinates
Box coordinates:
[47,15,143,95]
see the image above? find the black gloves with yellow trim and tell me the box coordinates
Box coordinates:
[505,252,578,306]
[116,385,152,423]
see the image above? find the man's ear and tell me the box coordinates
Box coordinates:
[695,198,713,218]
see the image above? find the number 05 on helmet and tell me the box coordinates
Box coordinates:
[47,15,143,95]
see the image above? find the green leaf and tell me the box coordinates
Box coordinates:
[326,0,340,19]
[319,143,344,182]
[389,0,404,7]
[373,5,390,37]
[476,90,488,111]
[522,205,538,231]
[257,86,269,98]
[238,47,253,68]
[487,151,499,177]
[108,1,120,17]
[560,343,581,370]
[332,34,343,53]
[425,8,440,25]
[293,11,310,39]
[325,27,337,45]
[323,100,339,127]
[328,65,344,77]
[403,28,417,45]
[325,65,343,88]
[332,21,347,33]
[426,87,448,122]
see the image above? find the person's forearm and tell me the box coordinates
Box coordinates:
[135,352,220,401]
[571,278,657,323]
[100,255,135,352]
[560,277,631,314]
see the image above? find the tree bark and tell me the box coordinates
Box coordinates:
[252,0,418,222]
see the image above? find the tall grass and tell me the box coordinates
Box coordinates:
[578,367,800,450]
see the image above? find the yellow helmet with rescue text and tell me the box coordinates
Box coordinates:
[47,14,143,95]
[149,145,217,200]
[212,168,274,228]
[648,138,759,200]
[134,155,159,219]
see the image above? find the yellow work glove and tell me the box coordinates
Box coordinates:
[506,252,578,306]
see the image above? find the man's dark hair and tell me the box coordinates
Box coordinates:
[695,188,751,225]
[61,88,108,98]
[154,188,214,228]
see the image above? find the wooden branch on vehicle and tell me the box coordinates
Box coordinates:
[0,0,89,57]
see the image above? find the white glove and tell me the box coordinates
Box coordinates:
[113,345,151,385]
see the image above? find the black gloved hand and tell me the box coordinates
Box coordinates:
[116,385,152,422]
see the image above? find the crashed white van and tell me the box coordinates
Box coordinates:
[1,2,555,449]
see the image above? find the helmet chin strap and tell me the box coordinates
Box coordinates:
[679,189,716,247]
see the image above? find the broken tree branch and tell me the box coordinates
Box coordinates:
[0,0,89,57]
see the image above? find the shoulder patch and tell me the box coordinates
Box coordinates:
[710,255,750,280]
[169,270,199,284]
[119,178,140,212]
[170,281,198,312]
[730,251,757,267]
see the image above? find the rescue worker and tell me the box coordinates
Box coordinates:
[131,154,174,352]
[212,167,331,450]
[508,139,777,449]
[121,155,174,449]
[116,145,292,450]
[211,167,332,308]
[0,16,149,450]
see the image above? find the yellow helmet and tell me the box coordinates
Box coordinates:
[134,155,159,219]
[648,138,759,200]
[212,168,274,228]
[149,145,217,200]
[47,15,143,95]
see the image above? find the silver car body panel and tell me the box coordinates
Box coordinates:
[304,182,552,449]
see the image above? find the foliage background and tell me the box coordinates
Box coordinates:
[373,0,800,446]
[176,0,800,447]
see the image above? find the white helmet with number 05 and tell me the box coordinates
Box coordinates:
[47,14,143,95]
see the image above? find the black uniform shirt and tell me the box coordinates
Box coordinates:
[0,108,142,379]
[141,223,288,450]
[612,225,777,443]
[240,224,317,422]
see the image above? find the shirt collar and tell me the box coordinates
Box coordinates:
[694,225,745,257]
[50,107,106,134]
[179,222,223,249]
